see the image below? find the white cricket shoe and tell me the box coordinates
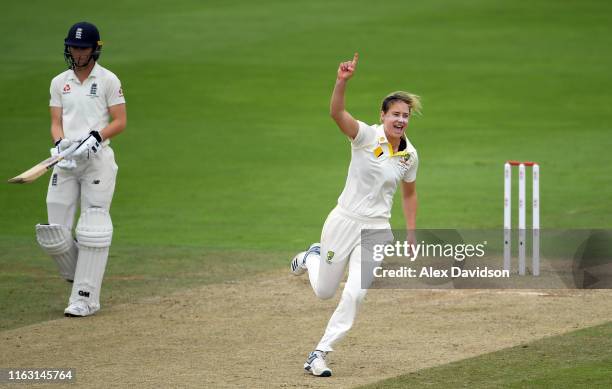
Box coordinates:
[64,300,98,317]
[291,243,321,276]
[304,350,332,377]
[291,251,307,275]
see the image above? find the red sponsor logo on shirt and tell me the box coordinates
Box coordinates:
[63,84,71,93]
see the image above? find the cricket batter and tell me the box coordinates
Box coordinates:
[35,22,126,317]
[291,53,420,376]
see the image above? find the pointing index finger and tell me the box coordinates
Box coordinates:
[352,52,359,65]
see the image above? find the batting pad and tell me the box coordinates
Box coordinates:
[70,207,113,310]
[36,223,78,281]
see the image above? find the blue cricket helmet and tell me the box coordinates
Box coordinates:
[64,22,103,68]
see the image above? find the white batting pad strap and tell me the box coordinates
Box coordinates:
[76,207,113,248]
[36,223,78,281]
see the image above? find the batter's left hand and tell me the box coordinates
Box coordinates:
[50,145,77,169]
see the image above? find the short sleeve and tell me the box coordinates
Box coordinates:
[49,78,62,107]
[105,74,126,107]
[402,151,419,182]
[351,121,377,148]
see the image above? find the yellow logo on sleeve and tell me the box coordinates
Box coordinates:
[374,146,384,158]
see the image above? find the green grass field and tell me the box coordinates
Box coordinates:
[1,0,611,387]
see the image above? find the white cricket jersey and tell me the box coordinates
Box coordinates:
[337,121,419,220]
[49,62,125,143]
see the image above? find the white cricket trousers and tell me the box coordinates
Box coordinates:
[46,146,118,227]
[306,205,391,352]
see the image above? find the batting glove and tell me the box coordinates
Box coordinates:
[72,131,103,160]
[50,139,77,170]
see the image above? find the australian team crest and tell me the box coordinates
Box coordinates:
[326,250,335,263]
[401,152,413,166]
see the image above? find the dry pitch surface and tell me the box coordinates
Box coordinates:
[2,270,612,388]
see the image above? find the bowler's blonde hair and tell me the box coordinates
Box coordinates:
[381,91,422,116]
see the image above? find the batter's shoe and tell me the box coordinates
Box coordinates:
[304,350,332,377]
[291,243,321,276]
[64,300,98,317]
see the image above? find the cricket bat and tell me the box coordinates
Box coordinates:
[7,143,80,184]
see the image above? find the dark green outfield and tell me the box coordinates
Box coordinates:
[1,0,611,386]
[1,0,611,250]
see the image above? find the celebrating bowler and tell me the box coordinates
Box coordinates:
[291,53,420,377]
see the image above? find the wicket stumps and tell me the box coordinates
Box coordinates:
[504,161,540,276]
